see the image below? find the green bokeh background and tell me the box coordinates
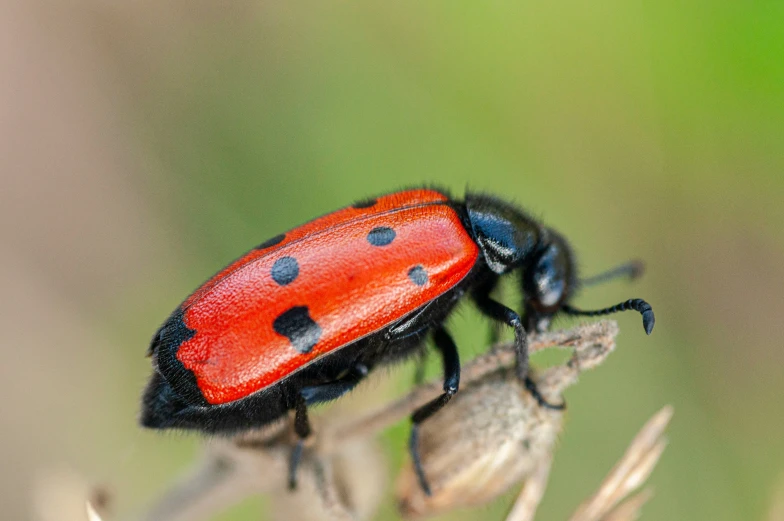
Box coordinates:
[4,2,783,520]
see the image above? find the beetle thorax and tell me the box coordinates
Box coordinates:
[464,194,542,274]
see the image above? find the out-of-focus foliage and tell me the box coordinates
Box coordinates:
[2,2,783,520]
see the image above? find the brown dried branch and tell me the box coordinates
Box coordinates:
[326,319,619,451]
[137,446,283,521]
[600,490,655,521]
[768,473,784,521]
[569,406,673,521]
[132,320,640,521]
[503,454,554,521]
[87,502,104,521]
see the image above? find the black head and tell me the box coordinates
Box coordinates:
[521,227,577,331]
[465,195,575,329]
[464,193,654,335]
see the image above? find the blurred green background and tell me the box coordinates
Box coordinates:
[3,2,783,520]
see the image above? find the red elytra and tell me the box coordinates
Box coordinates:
[174,189,479,405]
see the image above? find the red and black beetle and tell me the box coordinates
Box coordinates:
[142,187,654,493]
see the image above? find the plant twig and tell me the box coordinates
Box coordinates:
[504,453,554,521]
[326,320,619,451]
[137,449,276,521]
[135,321,623,521]
[87,502,104,521]
[601,489,655,521]
[768,473,784,521]
[569,406,673,521]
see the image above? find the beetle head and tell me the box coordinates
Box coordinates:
[521,227,577,332]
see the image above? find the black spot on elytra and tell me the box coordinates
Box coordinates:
[352,198,377,209]
[367,226,396,246]
[408,265,428,286]
[271,256,299,286]
[273,306,322,354]
[256,234,285,250]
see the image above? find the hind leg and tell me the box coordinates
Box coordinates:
[473,289,565,411]
[408,327,460,495]
[288,395,311,489]
[288,363,370,489]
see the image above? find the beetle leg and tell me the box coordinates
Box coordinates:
[409,327,460,496]
[473,294,565,411]
[289,362,372,489]
[473,275,504,345]
[473,291,528,377]
[288,394,312,490]
[524,375,566,411]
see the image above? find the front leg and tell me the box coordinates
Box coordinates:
[473,292,565,411]
[473,291,529,381]
[474,275,503,345]
[409,327,460,496]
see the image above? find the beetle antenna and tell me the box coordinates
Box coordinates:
[580,260,645,287]
[562,298,655,335]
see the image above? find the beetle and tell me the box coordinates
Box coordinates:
[141,187,654,494]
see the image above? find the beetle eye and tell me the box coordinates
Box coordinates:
[535,271,564,307]
[526,243,568,310]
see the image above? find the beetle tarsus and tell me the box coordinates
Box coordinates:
[287,395,313,490]
[407,327,461,494]
[524,376,566,410]
[562,298,656,335]
[409,425,432,496]
[473,292,530,381]
[288,439,304,490]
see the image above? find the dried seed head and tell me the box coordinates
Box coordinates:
[396,368,564,519]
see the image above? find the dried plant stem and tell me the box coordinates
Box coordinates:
[136,321,621,521]
[137,452,273,521]
[569,406,673,521]
[504,453,554,521]
[326,320,619,452]
[87,502,104,521]
[600,489,655,521]
[768,473,784,521]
